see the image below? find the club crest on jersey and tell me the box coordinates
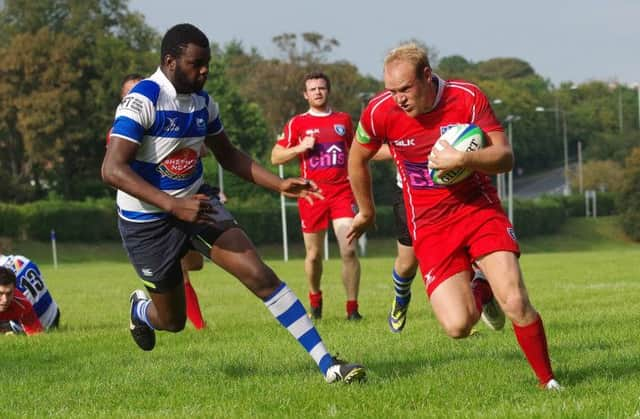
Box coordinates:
[334,124,346,136]
[157,148,198,180]
[196,117,206,129]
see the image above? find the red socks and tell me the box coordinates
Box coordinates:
[184,279,206,330]
[346,300,359,317]
[513,314,554,385]
[309,291,323,308]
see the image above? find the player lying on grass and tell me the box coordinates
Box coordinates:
[0,266,43,336]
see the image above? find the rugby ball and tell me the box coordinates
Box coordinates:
[429,123,485,185]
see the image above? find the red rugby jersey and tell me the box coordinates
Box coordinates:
[356,76,504,238]
[277,110,354,185]
[0,289,44,335]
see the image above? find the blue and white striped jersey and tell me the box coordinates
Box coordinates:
[110,68,224,222]
[0,254,59,330]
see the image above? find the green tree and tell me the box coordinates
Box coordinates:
[618,147,640,240]
[0,0,158,201]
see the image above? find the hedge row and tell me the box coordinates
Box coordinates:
[0,192,616,244]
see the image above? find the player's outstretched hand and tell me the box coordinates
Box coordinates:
[280,178,324,204]
[170,194,217,225]
[346,212,376,244]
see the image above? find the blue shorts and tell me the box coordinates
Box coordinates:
[118,184,239,293]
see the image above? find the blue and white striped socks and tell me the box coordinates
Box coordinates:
[133,299,154,330]
[392,269,414,306]
[264,283,333,375]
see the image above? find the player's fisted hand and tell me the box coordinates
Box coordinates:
[280,178,324,204]
[170,194,217,224]
[428,140,463,170]
[346,212,376,244]
[299,135,316,152]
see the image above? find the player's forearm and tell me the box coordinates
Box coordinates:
[348,157,376,216]
[101,161,175,212]
[270,145,301,165]
[462,143,513,175]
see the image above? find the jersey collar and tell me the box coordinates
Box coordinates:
[426,73,444,113]
[307,108,333,117]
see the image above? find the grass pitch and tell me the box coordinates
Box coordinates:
[3,217,640,418]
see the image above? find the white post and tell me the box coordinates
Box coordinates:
[50,229,58,269]
[507,120,514,224]
[578,141,583,194]
[585,190,590,217]
[278,165,288,262]
[358,233,367,257]
[324,232,329,261]
[217,163,224,195]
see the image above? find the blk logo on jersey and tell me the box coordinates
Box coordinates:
[307,142,346,170]
[157,148,198,179]
[392,138,415,147]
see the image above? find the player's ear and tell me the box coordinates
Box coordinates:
[163,53,176,70]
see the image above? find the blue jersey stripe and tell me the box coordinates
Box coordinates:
[118,207,168,221]
[208,117,223,135]
[149,109,210,139]
[131,79,161,104]
[32,292,52,317]
[112,116,145,143]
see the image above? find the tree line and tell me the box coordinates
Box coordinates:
[1,0,639,206]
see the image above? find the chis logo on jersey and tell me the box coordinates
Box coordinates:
[156,148,198,180]
[308,142,346,170]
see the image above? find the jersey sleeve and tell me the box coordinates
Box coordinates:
[111,80,158,144]
[473,87,503,133]
[206,94,224,136]
[355,100,384,152]
[276,117,300,148]
[345,116,355,149]
[14,291,43,335]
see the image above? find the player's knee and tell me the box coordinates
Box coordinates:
[245,265,280,298]
[340,245,357,260]
[440,318,475,339]
[395,259,417,278]
[501,291,531,320]
[305,250,322,265]
[159,314,187,333]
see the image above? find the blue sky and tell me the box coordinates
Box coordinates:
[128,0,639,87]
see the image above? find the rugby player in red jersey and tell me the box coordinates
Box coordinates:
[347,43,560,390]
[271,71,362,321]
[0,266,43,336]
